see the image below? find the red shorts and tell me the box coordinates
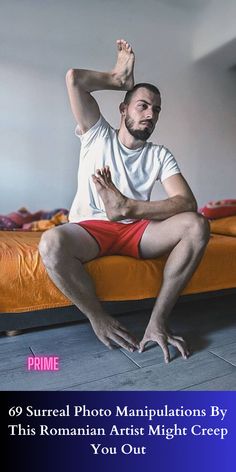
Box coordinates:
[77,219,150,258]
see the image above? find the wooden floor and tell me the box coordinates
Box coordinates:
[0,295,236,391]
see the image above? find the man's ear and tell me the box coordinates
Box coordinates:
[119,102,126,115]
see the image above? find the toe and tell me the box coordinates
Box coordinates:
[116,39,122,50]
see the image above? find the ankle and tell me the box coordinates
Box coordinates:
[121,198,135,219]
[110,70,124,89]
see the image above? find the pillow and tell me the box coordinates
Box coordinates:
[0,208,42,230]
[199,199,236,219]
[210,216,236,237]
[0,208,69,230]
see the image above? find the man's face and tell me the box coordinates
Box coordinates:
[123,88,161,141]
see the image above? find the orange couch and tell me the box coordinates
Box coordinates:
[1,217,236,315]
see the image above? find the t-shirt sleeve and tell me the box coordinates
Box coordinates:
[157,146,181,182]
[75,115,109,148]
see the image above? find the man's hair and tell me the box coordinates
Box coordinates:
[123,83,161,105]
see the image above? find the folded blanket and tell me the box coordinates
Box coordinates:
[23,212,69,231]
[0,207,69,231]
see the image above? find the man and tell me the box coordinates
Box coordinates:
[39,39,210,363]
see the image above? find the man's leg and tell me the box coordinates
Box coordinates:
[39,223,138,352]
[92,167,210,362]
[138,213,210,362]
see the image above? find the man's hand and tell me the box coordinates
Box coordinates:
[90,313,139,352]
[139,320,190,363]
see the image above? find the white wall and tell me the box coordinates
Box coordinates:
[0,0,236,213]
[193,0,236,61]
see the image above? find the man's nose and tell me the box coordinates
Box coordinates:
[145,109,154,120]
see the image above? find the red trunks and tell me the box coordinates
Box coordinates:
[77,219,151,258]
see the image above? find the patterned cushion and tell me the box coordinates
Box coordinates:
[199,199,236,219]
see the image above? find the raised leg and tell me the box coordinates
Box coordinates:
[39,223,138,351]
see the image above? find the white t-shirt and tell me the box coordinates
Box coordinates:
[69,115,180,224]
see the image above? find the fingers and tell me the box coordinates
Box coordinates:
[168,335,190,360]
[168,337,186,359]
[111,322,139,351]
[139,338,146,353]
[158,339,170,364]
[172,335,185,342]
[110,333,136,352]
[139,335,170,363]
[115,326,139,350]
[102,338,114,350]
[139,331,189,364]
[173,334,190,356]
[97,321,139,352]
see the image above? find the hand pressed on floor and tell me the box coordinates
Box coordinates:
[90,313,139,352]
[139,321,190,364]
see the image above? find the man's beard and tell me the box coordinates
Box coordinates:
[125,115,154,141]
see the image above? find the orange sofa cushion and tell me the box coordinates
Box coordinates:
[210,216,236,237]
[0,231,236,313]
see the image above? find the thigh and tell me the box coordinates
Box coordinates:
[41,222,100,263]
[139,213,193,259]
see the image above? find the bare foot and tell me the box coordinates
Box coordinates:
[92,166,129,221]
[111,39,135,90]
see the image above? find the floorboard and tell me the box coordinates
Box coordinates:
[0,348,138,391]
[0,295,235,391]
[182,372,236,390]
[209,341,236,366]
[63,351,235,391]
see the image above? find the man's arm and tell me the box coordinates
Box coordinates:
[92,168,197,222]
[125,174,197,220]
[65,39,135,134]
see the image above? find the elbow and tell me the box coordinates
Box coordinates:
[65,68,79,86]
[176,195,197,213]
[186,198,198,213]
[175,194,198,213]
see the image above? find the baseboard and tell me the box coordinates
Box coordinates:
[0,288,236,332]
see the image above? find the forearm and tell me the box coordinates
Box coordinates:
[66,68,127,93]
[67,40,134,93]
[125,195,197,221]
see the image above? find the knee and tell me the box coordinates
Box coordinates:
[184,213,210,246]
[38,228,68,269]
